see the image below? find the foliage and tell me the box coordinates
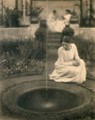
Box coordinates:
[74,36,95,64]
[3,7,20,27]
[81,17,95,27]
[0,39,46,78]
[73,36,95,79]
[30,2,43,18]
[30,6,43,18]
[0,14,3,25]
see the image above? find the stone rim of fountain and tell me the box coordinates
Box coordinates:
[1,79,95,119]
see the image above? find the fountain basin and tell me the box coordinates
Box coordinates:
[18,88,83,112]
[1,80,93,120]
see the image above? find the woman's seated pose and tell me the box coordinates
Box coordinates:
[49,36,86,84]
[47,10,58,32]
[54,9,72,32]
[63,9,72,25]
[47,9,72,33]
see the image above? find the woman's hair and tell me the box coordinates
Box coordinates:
[61,36,72,43]
[53,10,57,13]
[60,26,74,43]
[65,9,71,14]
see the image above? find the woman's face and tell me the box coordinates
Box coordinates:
[62,41,71,50]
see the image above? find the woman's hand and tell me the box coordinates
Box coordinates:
[72,59,80,67]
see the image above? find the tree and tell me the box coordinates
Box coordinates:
[15,0,18,9]
[80,0,83,26]
[0,0,4,25]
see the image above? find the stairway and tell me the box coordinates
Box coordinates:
[47,32,61,49]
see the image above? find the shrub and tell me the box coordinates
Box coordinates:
[3,7,20,27]
[74,36,95,64]
[30,2,44,23]
[0,39,46,78]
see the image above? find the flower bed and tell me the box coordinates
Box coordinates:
[0,39,46,78]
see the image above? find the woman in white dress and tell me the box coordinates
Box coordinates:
[49,36,86,84]
[47,9,72,33]
[54,9,72,32]
[63,9,72,25]
[47,10,58,32]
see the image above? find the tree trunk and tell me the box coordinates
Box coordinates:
[90,0,92,19]
[15,0,18,9]
[1,0,4,24]
[80,0,83,26]
[30,0,32,9]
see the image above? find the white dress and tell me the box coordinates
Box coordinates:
[64,14,72,25]
[47,13,57,32]
[49,44,86,83]
[47,13,72,33]
[54,14,72,32]
[53,19,65,32]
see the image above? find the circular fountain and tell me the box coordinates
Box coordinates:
[18,88,83,112]
[1,80,94,120]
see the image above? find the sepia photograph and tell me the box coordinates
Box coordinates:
[0,0,95,120]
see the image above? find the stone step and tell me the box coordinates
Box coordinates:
[46,31,61,35]
[46,38,60,43]
[47,42,60,49]
[47,39,60,44]
[47,36,61,39]
[46,32,61,49]
[47,36,61,40]
[46,34,61,42]
[47,35,61,39]
[47,32,61,36]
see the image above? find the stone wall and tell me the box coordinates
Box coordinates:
[0,26,95,41]
[78,28,95,40]
[0,28,30,40]
[0,24,39,40]
[70,24,95,40]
